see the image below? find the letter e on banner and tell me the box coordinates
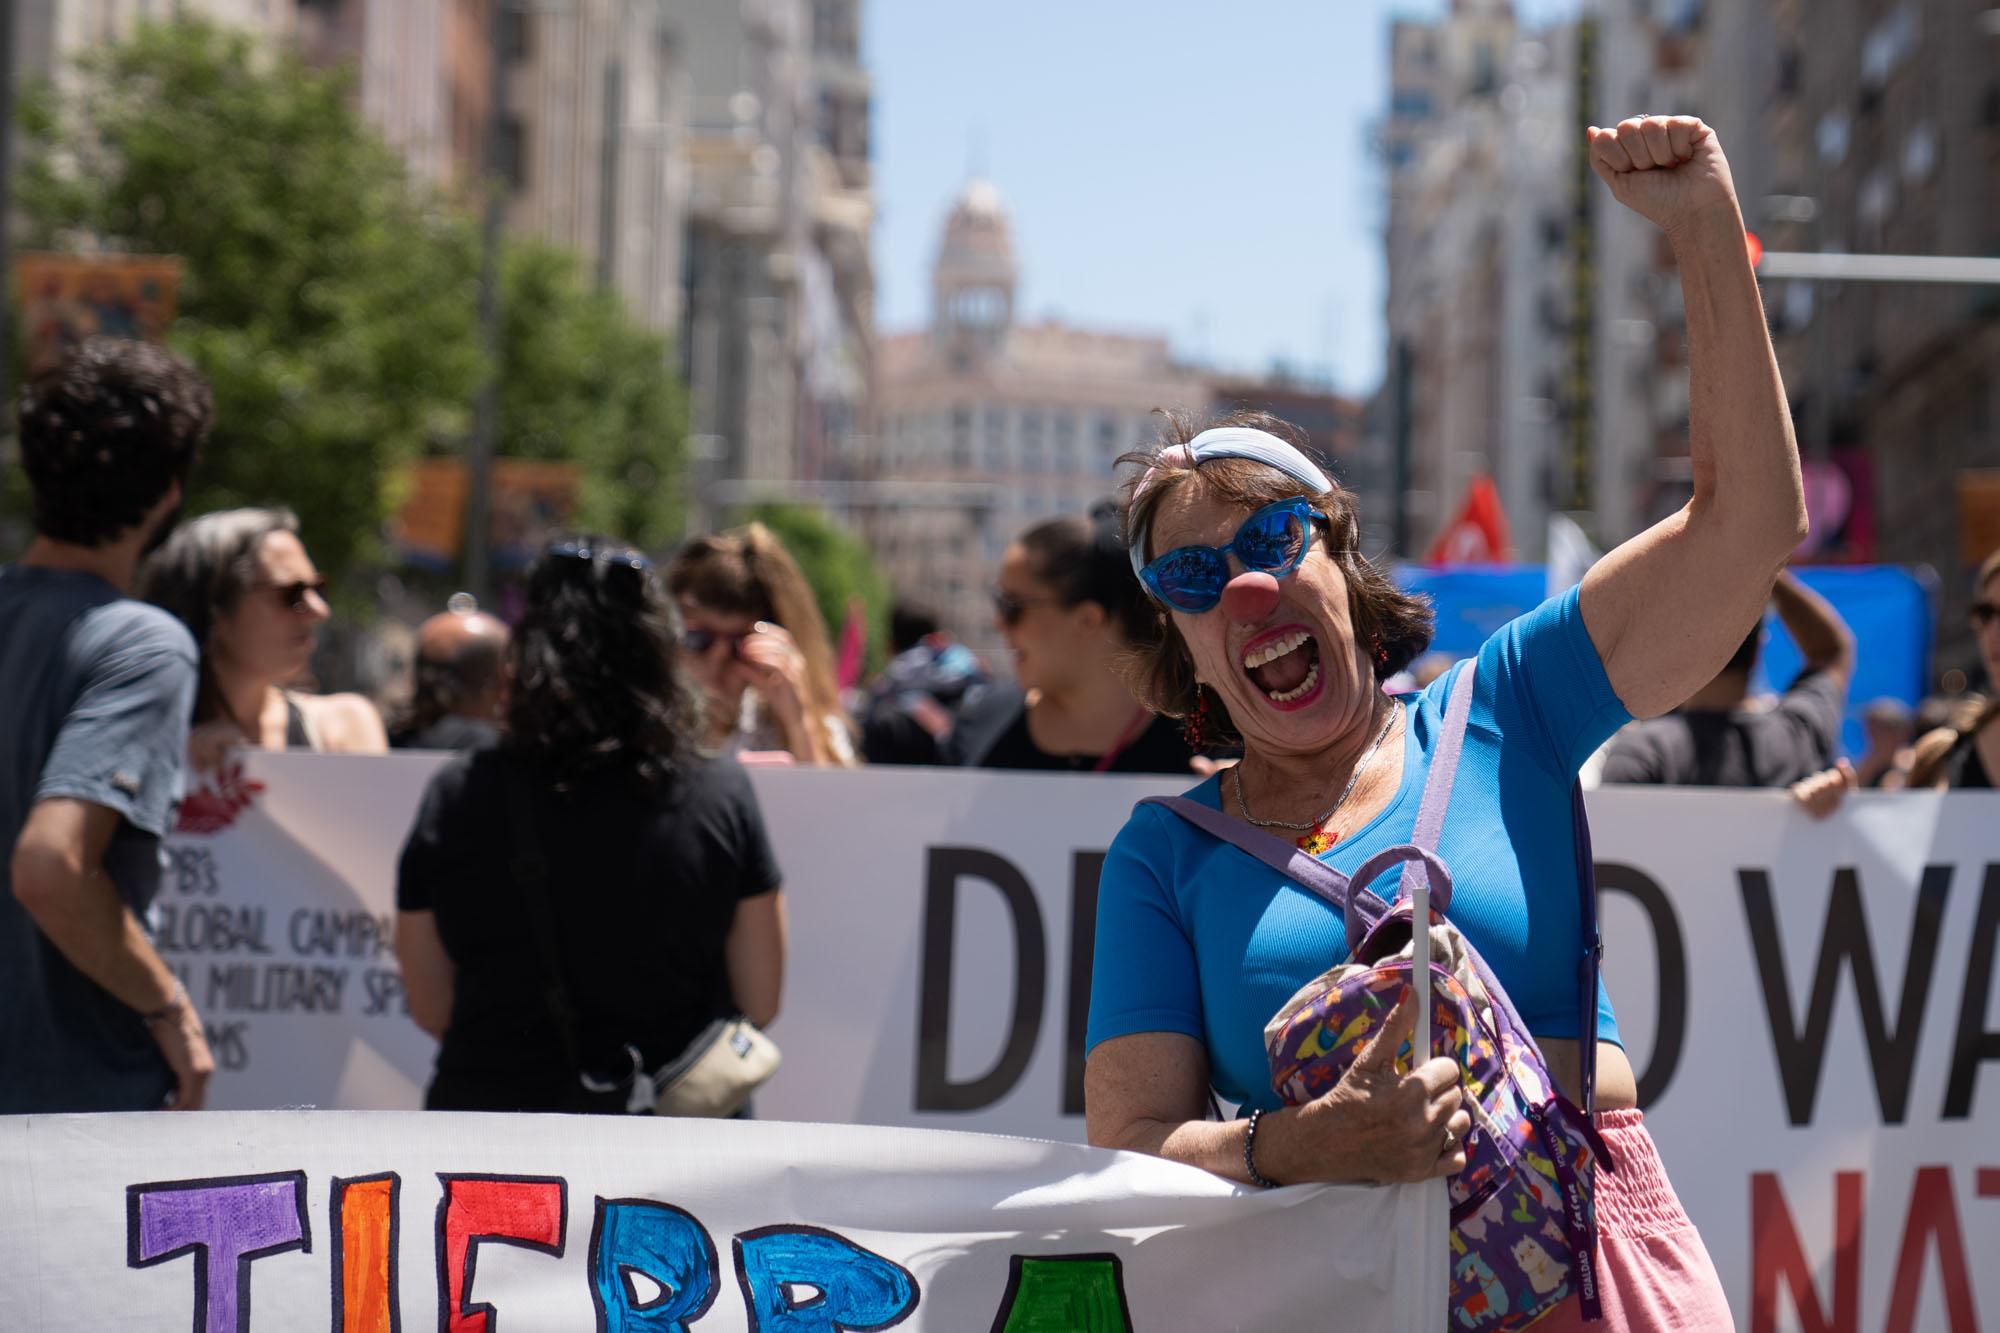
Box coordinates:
[435,1175,566,1333]
[732,1226,919,1331]
[589,1199,720,1332]
[126,1170,310,1333]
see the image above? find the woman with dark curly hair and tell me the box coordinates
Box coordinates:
[1087,117,1793,1328]
[394,536,785,1113]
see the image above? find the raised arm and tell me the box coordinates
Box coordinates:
[1770,571,1855,685]
[1577,117,1808,719]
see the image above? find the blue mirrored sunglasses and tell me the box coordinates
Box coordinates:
[1137,498,1320,614]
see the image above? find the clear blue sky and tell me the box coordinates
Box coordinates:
[863,0,1574,397]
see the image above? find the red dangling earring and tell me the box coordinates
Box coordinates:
[1182,688,1209,750]
[1374,639,1390,670]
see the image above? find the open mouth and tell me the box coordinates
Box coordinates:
[1241,625,1323,709]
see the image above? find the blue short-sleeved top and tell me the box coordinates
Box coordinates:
[1084,586,1634,1111]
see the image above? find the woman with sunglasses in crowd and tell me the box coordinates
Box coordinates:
[1086,118,1792,1328]
[142,507,386,763]
[394,537,785,1112]
[666,523,858,767]
[948,501,1200,774]
[1793,547,2000,816]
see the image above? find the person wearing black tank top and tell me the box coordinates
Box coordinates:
[143,508,387,761]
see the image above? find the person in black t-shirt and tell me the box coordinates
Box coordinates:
[1602,570,1853,787]
[395,536,784,1113]
[949,502,1200,774]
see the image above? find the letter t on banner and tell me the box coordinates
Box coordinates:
[126,1171,311,1333]
[435,1175,566,1333]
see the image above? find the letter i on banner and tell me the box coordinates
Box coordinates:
[436,1176,567,1333]
[332,1175,400,1333]
[126,1171,311,1333]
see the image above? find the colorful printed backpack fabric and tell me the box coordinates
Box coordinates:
[1142,662,1616,1329]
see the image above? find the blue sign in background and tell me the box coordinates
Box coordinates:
[1394,564,1936,759]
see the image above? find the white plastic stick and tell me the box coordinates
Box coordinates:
[1412,883,1432,1065]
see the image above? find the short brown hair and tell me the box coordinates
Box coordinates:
[1116,409,1433,744]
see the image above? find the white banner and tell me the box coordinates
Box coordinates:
[124,756,2000,1329]
[0,1110,1444,1329]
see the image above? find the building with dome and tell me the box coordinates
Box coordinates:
[873,179,1210,664]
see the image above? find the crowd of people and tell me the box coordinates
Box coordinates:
[2,116,1997,1331]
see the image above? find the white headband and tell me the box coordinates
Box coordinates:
[1127,427,1335,576]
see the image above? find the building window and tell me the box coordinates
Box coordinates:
[951,406,973,469]
[500,9,532,63]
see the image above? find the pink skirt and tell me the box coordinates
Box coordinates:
[1530,1109,1735,1332]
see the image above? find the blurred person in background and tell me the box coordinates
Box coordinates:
[1795,550,2000,816]
[859,601,992,765]
[1,338,215,1111]
[1601,569,1852,787]
[390,604,509,752]
[949,501,1199,774]
[143,508,387,762]
[395,536,784,1112]
[1853,698,1916,789]
[667,523,858,767]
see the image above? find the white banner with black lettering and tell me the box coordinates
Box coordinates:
[150,755,2000,1330]
[0,1110,1444,1329]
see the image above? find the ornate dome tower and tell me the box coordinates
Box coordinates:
[930,179,1017,364]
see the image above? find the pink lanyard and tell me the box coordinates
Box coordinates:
[1093,708,1153,774]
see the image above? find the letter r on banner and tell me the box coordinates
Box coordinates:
[733,1226,919,1332]
[435,1175,566,1333]
[590,1199,720,1332]
[126,1170,311,1333]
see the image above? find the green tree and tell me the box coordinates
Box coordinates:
[15,18,483,579]
[744,502,891,676]
[496,241,686,553]
[14,16,687,577]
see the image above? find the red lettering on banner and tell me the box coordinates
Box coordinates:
[435,1175,566,1333]
[1750,1170,1862,1333]
[1882,1166,1978,1333]
[1979,1168,2000,1199]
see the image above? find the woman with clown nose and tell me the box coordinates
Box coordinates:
[1085,116,1791,1328]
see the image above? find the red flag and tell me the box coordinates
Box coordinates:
[836,596,868,692]
[1426,476,1512,565]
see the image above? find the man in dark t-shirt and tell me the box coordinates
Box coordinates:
[1603,571,1853,787]
[390,607,508,751]
[1,340,216,1111]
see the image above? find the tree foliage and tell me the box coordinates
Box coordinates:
[744,503,891,676]
[14,17,685,577]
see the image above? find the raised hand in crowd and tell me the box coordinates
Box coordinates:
[1790,758,1858,821]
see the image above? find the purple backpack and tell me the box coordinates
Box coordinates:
[1142,663,1616,1328]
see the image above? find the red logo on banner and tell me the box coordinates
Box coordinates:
[175,759,265,835]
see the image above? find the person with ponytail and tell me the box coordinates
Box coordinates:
[666,523,859,767]
[948,500,1200,774]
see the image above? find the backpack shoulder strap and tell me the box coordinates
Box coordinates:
[1409,660,1477,855]
[1136,794,1374,929]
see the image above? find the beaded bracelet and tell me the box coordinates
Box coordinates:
[1243,1108,1278,1189]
